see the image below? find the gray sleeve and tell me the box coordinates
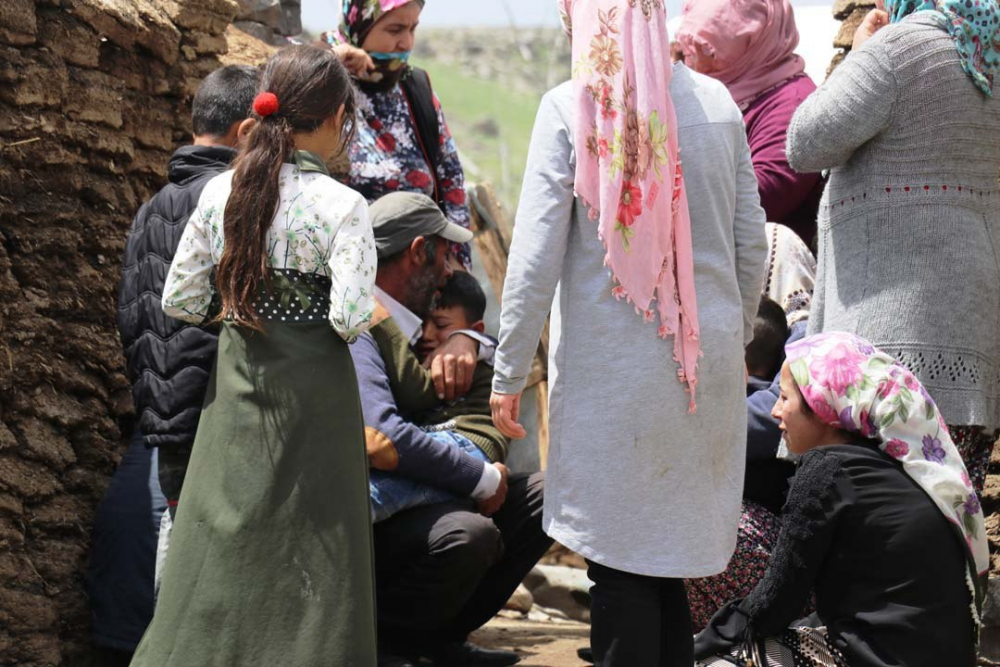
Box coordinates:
[786,33,898,173]
[493,90,576,395]
[734,126,769,347]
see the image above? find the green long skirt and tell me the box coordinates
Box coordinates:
[131,320,376,666]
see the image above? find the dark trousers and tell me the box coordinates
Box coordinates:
[588,560,694,667]
[373,472,551,648]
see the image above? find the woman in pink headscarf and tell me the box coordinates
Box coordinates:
[676,0,823,245]
[490,0,767,664]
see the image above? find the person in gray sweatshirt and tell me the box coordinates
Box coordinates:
[786,0,1000,498]
[490,1,767,664]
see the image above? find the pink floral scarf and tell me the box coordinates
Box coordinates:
[558,0,701,411]
[786,332,988,625]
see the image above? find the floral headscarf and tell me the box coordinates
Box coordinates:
[763,222,814,326]
[558,0,702,411]
[786,332,987,625]
[334,0,425,48]
[884,0,1000,96]
[675,0,807,108]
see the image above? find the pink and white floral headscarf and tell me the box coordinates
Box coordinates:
[558,0,701,411]
[786,332,987,623]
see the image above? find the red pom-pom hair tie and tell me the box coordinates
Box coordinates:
[253,92,279,117]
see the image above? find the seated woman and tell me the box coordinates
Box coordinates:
[676,0,825,244]
[322,0,473,268]
[695,332,985,667]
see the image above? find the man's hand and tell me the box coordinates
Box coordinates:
[424,333,478,402]
[491,391,527,439]
[853,9,889,50]
[477,463,509,517]
[333,43,375,78]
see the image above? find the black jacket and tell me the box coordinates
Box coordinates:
[117,145,235,455]
[696,442,976,667]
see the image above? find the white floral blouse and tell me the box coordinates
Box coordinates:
[162,159,377,343]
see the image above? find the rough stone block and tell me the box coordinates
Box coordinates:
[18,419,76,471]
[124,99,176,151]
[832,0,875,20]
[234,0,282,28]
[0,422,15,451]
[0,0,37,46]
[233,19,277,45]
[37,10,100,69]
[220,23,275,67]
[834,8,868,49]
[278,2,301,36]
[0,455,61,501]
[65,120,136,158]
[65,67,125,128]
[167,0,239,34]
[0,50,68,108]
[0,493,23,518]
[0,589,59,633]
[68,0,182,65]
[0,517,24,550]
[184,30,229,56]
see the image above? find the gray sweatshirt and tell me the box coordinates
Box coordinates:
[493,68,767,577]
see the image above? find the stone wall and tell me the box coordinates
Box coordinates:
[0,1,275,663]
[830,0,876,71]
[233,0,302,46]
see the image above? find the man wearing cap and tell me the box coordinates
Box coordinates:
[350,192,549,667]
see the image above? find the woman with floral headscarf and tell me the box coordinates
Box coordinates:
[321,0,473,268]
[676,0,825,244]
[490,0,767,664]
[695,332,983,667]
[786,0,1000,504]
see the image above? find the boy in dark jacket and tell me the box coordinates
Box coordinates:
[368,271,509,522]
[87,65,258,666]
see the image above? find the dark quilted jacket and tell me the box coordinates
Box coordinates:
[117,145,235,456]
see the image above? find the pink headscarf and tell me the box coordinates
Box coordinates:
[558,0,701,411]
[675,0,806,108]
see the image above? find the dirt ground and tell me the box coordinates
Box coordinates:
[473,617,591,667]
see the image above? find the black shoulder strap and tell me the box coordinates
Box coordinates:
[401,67,444,209]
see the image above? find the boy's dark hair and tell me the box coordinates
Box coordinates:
[216,45,357,330]
[436,271,487,324]
[192,65,261,138]
[745,297,788,380]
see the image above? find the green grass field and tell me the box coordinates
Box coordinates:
[420,60,544,215]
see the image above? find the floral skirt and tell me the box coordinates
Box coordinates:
[696,627,847,667]
[950,425,999,498]
[686,501,782,630]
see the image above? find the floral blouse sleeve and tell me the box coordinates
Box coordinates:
[328,194,377,343]
[433,93,473,268]
[162,196,219,324]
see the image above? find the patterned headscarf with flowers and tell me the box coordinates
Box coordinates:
[883,0,1000,96]
[785,332,988,625]
[330,0,425,48]
[558,0,702,411]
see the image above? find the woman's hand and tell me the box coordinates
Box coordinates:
[333,43,374,78]
[491,391,527,439]
[852,9,889,51]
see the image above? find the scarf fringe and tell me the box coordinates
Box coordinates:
[588,192,701,412]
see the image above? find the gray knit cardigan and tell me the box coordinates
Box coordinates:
[787,13,1000,430]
